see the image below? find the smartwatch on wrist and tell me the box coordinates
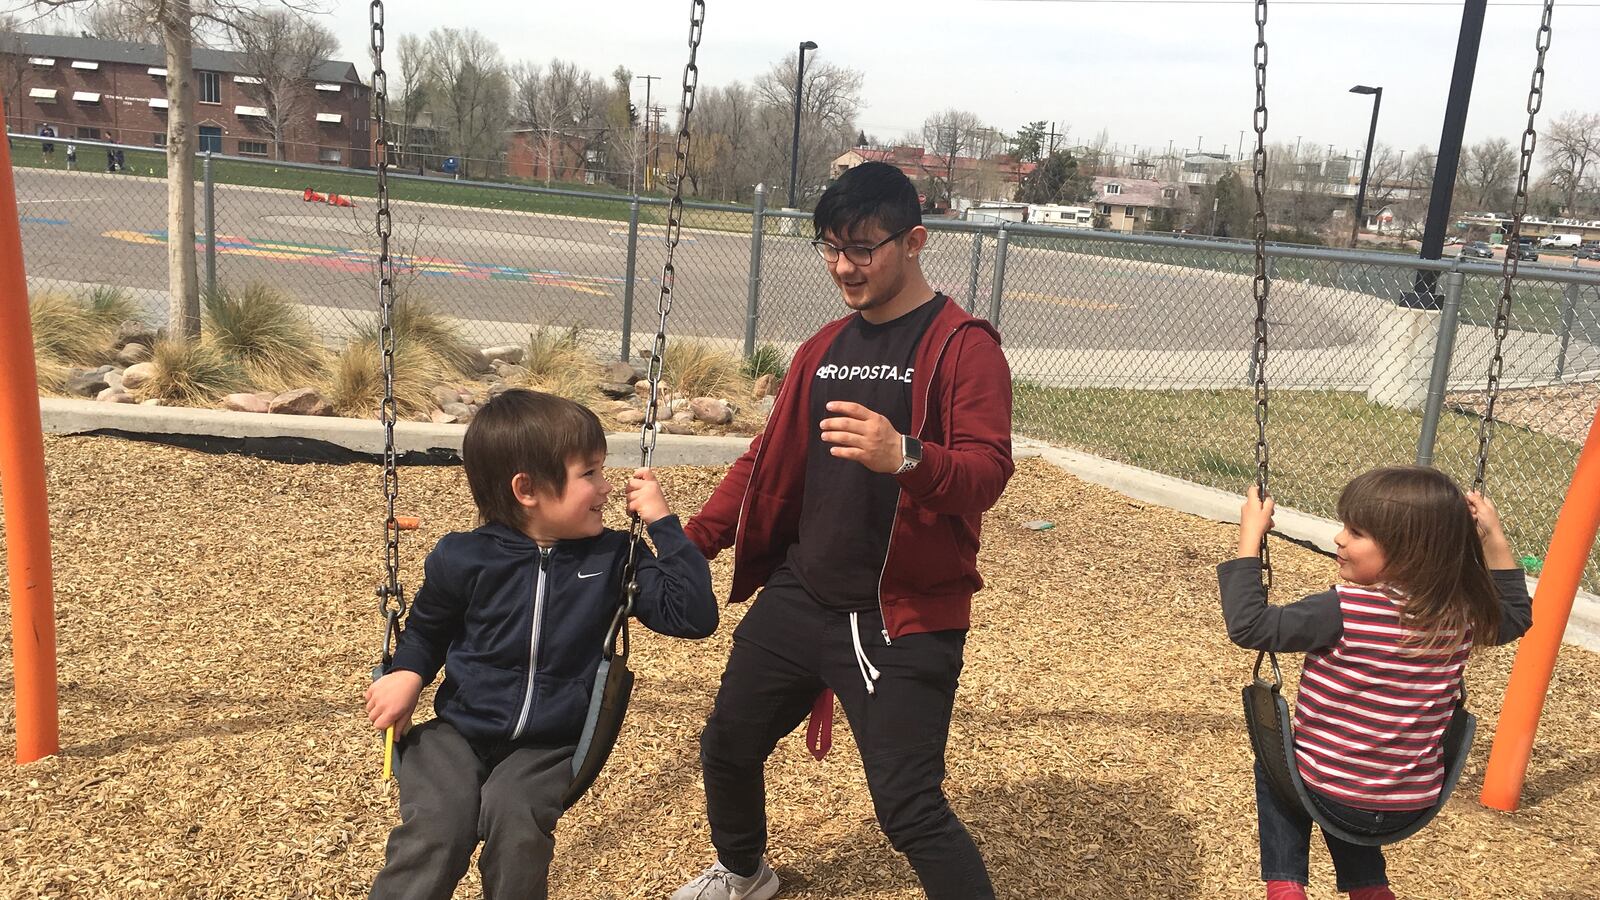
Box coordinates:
[895,435,923,475]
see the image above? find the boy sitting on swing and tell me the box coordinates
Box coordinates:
[364,389,720,900]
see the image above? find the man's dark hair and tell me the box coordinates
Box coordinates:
[462,389,606,529]
[813,161,922,242]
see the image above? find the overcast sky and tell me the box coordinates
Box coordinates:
[328,0,1598,161]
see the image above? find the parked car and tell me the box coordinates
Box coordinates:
[1459,240,1495,259]
[1539,233,1582,249]
[1512,241,1540,262]
[1578,241,1600,260]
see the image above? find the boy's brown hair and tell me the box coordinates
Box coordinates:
[462,389,607,529]
[1336,465,1501,652]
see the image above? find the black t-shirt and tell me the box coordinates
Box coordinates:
[786,294,948,611]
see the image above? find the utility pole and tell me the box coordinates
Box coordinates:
[1238,129,1244,160]
[1046,121,1063,156]
[636,74,659,192]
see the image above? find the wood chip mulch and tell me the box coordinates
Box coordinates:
[2,436,1598,899]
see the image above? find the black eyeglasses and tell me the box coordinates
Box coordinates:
[810,226,911,266]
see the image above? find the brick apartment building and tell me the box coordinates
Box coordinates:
[3,33,371,167]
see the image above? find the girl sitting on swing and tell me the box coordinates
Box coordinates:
[1218,466,1532,900]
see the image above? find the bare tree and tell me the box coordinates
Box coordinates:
[393,32,427,165]
[753,51,861,207]
[78,3,161,42]
[1544,111,1600,215]
[1,14,30,134]
[690,82,758,201]
[1457,137,1517,212]
[420,27,510,178]
[920,108,984,206]
[37,0,318,337]
[230,8,337,161]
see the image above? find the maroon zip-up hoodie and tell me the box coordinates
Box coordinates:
[685,298,1014,640]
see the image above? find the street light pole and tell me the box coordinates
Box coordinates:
[636,74,658,192]
[1350,84,1383,248]
[788,40,817,209]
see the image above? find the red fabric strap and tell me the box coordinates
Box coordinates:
[805,689,834,760]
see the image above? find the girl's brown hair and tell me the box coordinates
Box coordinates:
[1336,466,1500,651]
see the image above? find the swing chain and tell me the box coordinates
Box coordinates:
[1250,0,1272,589]
[618,0,705,640]
[1477,0,1553,493]
[371,0,405,640]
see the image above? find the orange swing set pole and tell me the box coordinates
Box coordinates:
[0,95,62,764]
[1480,401,1600,811]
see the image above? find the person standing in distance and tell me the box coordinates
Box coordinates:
[672,161,1014,900]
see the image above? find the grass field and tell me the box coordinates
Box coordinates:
[1013,382,1591,588]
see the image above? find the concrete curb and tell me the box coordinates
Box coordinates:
[39,398,752,467]
[38,400,1598,652]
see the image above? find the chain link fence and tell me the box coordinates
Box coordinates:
[13,134,1600,588]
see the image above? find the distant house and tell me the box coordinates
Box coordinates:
[1181,152,1236,186]
[831,145,1036,208]
[2,31,370,167]
[1091,177,1183,232]
[506,128,603,183]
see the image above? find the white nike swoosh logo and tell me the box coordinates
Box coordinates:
[578,571,604,579]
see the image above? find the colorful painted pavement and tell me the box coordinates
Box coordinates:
[104,229,625,296]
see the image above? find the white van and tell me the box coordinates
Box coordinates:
[1539,233,1581,249]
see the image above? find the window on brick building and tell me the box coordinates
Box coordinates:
[198,71,221,104]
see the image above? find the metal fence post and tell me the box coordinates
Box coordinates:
[744,183,766,358]
[1555,257,1579,379]
[202,151,216,298]
[619,195,641,362]
[988,225,1009,329]
[966,231,985,314]
[1415,267,1465,467]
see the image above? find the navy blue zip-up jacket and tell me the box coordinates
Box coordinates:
[390,514,718,745]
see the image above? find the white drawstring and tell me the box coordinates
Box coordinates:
[849,612,882,696]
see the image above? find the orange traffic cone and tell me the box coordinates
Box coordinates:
[329,193,354,208]
[303,188,327,203]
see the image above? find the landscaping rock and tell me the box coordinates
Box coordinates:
[66,368,111,397]
[669,398,691,413]
[141,398,163,406]
[598,382,634,399]
[604,400,634,414]
[481,345,524,367]
[753,374,776,398]
[671,410,696,423]
[113,320,157,350]
[759,396,776,416]
[602,361,640,385]
[634,379,672,398]
[661,421,695,435]
[269,388,333,416]
[120,362,157,391]
[223,392,272,414]
[104,371,124,391]
[94,364,116,375]
[486,382,514,399]
[117,342,152,366]
[616,409,646,426]
[690,397,734,425]
[441,402,473,421]
[96,387,135,403]
[432,385,462,408]
[496,363,530,382]
[430,409,459,425]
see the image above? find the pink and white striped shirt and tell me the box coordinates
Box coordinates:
[1219,557,1532,813]
[1292,586,1469,810]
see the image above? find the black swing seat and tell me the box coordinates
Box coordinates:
[1242,651,1476,847]
[562,600,635,809]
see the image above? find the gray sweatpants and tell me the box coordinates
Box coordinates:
[369,719,575,900]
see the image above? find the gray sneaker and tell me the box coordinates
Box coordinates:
[669,859,780,900]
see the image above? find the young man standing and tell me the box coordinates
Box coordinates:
[674,161,1013,900]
